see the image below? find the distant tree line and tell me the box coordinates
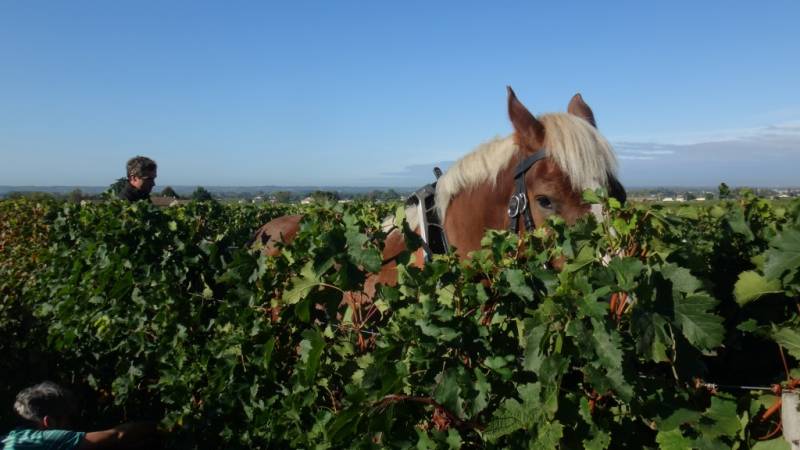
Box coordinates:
[235,189,408,204]
[7,182,796,204]
[624,183,800,202]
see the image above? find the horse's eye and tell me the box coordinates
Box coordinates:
[536,196,553,209]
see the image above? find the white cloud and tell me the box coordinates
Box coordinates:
[391,120,800,188]
[612,121,800,186]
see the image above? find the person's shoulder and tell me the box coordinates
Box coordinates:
[118,184,135,200]
[118,184,151,203]
[2,427,85,449]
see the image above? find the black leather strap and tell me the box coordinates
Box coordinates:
[514,151,547,178]
[508,149,547,234]
[405,178,449,259]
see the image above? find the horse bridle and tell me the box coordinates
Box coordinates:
[402,149,548,262]
[507,149,547,234]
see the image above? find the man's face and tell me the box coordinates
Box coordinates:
[130,169,157,194]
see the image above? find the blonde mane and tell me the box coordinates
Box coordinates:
[435,113,618,221]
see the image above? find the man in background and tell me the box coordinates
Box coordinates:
[2,381,159,449]
[119,156,157,202]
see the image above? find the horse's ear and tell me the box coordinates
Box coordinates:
[567,93,597,128]
[507,86,544,147]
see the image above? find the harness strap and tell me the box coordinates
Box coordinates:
[508,149,547,234]
[514,151,547,178]
[405,149,547,259]
[406,168,449,261]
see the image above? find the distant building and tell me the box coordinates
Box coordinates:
[662,197,674,202]
[151,196,189,207]
[695,197,706,201]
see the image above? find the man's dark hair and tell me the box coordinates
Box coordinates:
[14,381,78,424]
[126,156,157,179]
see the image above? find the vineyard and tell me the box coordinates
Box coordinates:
[1,191,798,449]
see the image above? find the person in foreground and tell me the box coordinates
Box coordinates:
[2,381,159,449]
[119,156,157,202]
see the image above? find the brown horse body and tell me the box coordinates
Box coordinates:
[251,88,625,301]
[251,212,425,302]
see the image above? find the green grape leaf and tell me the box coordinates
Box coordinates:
[772,326,800,360]
[529,420,563,449]
[751,438,791,449]
[764,229,800,279]
[345,229,382,273]
[589,318,624,372]
[632,311,672,362]
[656,429,694,450]
[657,408,703,431]
[662,263,702,294]
[697,396,740,438]
[433,369,465,420]
[673,294,724,351]
[523,323,548,372]
[483,383,540,441]
[734,271,782,305]
[298,328,325,384]
[504,269,533,301]
[582,189,601,204]
[283,261,321,305]
[607,257,644,291]
[445,429,462,449]
[726,208,754,241]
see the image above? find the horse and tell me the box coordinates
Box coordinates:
[251,87,626,303]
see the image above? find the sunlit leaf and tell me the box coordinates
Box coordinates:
[734,271,782,305]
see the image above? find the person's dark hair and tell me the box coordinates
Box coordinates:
[13,381,78,424]
[126,156,157,179]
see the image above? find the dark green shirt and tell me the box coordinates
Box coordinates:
[118,183,150,202]
[2,428,85,450]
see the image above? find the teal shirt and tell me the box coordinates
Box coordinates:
[1,428,85,450]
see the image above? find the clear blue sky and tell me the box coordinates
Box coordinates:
[1,1,799,188]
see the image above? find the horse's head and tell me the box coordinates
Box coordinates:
[436,88,626,256]
[506,87,626,227]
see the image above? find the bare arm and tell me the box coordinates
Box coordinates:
[78,421,158,449]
